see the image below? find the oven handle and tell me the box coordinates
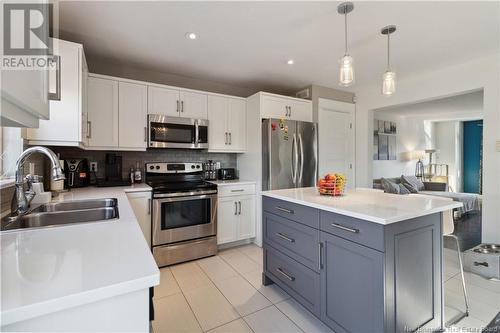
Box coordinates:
[195,119,199,146]
[153,190,217,199]
[153,192,217,202]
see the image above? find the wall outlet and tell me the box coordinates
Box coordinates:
[90,161,98,172]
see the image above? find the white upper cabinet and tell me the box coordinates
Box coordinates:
[261,93,312,122]
[87,77,119,148]
[27,39,88,145]
[119,82,147,149]
[148,86,208,119]
[147,86,179,117]
[208,95,246,153]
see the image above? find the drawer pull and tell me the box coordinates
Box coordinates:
[231,189,245,192]
[275,206,294,214]
[474,261,489,267]
[276,232,295,243]
[318,242,323,270]
[331,223,359,234]
[276,267,295,281]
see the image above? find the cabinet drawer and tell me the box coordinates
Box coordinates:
[320,211,384,252]
[264,212,320,272]
[218,184,255,197]
[263,197,319,229]
[265,246,320,316]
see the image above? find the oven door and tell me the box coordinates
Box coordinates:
[152,192,217,246]
[148,115,208,149]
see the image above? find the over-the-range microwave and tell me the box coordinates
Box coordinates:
[147,114,208,149]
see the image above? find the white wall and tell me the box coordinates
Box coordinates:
[355,54,500,243]
[434,121,462,192]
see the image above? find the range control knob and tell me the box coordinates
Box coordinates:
[191,165,196,169]
[156,165,160,170]
[196,165,201,169]
[149,165,154,170]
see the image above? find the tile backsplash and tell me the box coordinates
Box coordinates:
[50,147,237,180]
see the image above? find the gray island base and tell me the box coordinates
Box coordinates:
[261,189,462,333]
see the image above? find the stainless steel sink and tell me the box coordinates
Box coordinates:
[31,198,118,213]
[1,198,119,232]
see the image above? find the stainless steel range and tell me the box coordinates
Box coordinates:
[146,162,217,267]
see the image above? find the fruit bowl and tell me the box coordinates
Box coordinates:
[317,173,346,197]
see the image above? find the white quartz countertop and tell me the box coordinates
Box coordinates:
[262,187,462,225]
[209,179,256,186]
[1,184,158,326]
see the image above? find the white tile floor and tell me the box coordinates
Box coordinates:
[152,244,498,333]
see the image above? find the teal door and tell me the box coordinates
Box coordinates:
[463,120,482,194]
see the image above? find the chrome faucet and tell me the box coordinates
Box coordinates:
[11,146,65,216]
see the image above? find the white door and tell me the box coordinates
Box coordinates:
[227,98,246,151]
[147,86,180,117]
[27,39,81,143]
[87,77,119,148]
[207,95,228,151]
[126,192,151,247]
[318,98,355,188]
[261,95,288,119]
[179,90,208,119]
[217,198,238,245]
[289,100,313,122]
[119,82,147,149]
[237,195,256,240]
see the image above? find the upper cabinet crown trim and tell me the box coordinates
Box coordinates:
[255,91,312,104]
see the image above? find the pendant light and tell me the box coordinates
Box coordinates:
[381,25,396,95]
[337,2,354,87]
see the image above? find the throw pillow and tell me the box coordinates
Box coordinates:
[398,183,411,194]
[401,175,425,193]
[380,178,400,194]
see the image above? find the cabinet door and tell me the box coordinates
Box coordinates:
[87,77,119,148]
[217,197,238,245]
[147,86,180,116]
[227,98,246,151]
[119,82,147,149]
[207,95,228,151]
[261,95,288,119]
[320,232,384,333]
[126,192,152,248]
[289,100,312,122]
[27,40,82,143]
[180,90,208,119]
[237,195,255,240]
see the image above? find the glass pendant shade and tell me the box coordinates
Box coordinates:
[339,54,354,87]
[382,70,396,95]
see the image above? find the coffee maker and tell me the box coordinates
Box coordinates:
[65,159,90,188]
[97,153,131,187]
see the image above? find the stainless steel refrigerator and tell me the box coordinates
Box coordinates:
[262,118,318,190]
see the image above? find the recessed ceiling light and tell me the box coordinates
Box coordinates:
[287,59,294,65]
[186,32,197,40]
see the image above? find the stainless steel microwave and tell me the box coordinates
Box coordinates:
[148,115,208,149]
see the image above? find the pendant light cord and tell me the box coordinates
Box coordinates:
[387,33,390,71]
[344,9,348,55]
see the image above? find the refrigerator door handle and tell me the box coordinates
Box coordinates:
[291,133,298,185]
[298,133,304,184]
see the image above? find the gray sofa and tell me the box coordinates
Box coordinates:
[373,177,448,192]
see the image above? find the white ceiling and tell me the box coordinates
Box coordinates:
[374,89,484,118]
[58,1,499,94]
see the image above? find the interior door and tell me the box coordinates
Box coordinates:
[269,118,297,190]
[148,86,180,117]
[318,99,355,188]
[119,81,147,149]
[179,90,208,119]
[87,77,118,148]
[207,95,228,151]
[297,121,318,188]
[227,98,246,151]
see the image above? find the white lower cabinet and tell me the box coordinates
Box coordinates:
[126,191,152,248]
[217,184,256,245]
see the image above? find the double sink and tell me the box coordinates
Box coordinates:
[1,198,119,232]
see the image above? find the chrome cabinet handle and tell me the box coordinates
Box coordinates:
[331,223,359,234]
[148,198,151,215]
[48,55,61,101]
[275,206,294,214]
[234,201,238,215]
[318,242,323,270]
[238,201,241,215]
[144,127,147,142]
[276,232,294,243]
[289,106,292,117]
[87,121,92,139]
[181,100,184,112]
[225,132,228,144]
[474,261,489,267]
[276,267,295,281]
[229,132,232,145]
[231,189,244,192]
[176,100,180,113]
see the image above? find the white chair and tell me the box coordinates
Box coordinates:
[443,209,470,326]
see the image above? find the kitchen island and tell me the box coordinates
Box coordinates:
[261,187,462,333]
[1,184,159,332]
